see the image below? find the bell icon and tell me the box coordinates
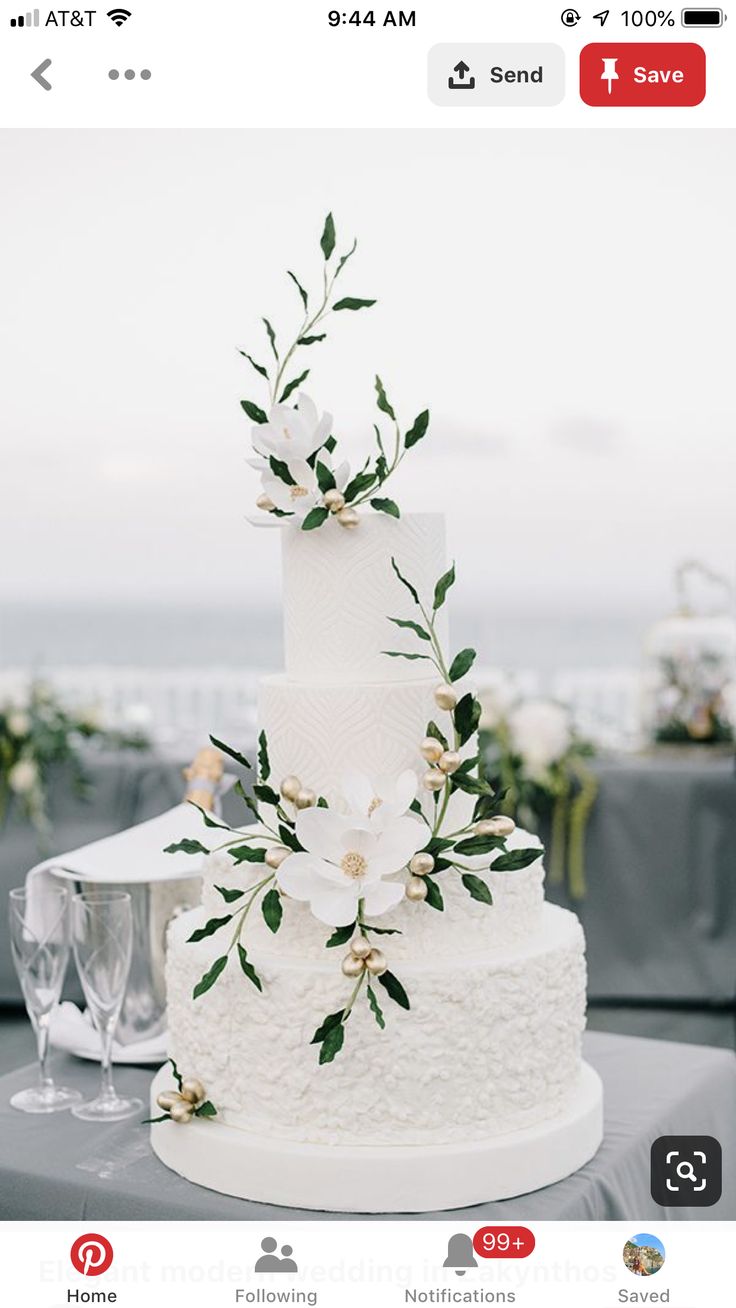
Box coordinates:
[443,1233,477,1276]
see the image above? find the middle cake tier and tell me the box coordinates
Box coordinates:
[259,672,455,808]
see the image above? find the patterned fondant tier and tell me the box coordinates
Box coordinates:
[165,902,586,1147]
[200,826,545,959]
[258,671,470,810]
[281,512,449,684]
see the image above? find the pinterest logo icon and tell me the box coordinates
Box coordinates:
[70,1234,114,1277]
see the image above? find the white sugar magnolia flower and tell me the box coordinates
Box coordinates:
[508,699,572,780]
[341,770,418,830]
[276,806,426,927]
[259,454,350,522]
[8,758,39,795]
[251,393,333,465]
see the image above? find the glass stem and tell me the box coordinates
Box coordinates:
[35,1012,53,1091]
[99,1016,117,1101]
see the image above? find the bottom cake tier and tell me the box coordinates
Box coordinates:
[160,902,596,1147]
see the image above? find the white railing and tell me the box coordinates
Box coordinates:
[0,663,644,750]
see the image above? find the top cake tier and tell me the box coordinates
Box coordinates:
[281,512,448,684]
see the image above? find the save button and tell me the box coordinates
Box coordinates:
[580,43,706,107]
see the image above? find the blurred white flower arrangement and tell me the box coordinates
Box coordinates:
[0,682,150,846]
[478,678,598,899]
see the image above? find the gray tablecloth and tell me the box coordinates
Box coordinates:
[546,753,736,1003]
[0,1031,733,1220]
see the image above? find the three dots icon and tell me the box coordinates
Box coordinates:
[109,68,151,80]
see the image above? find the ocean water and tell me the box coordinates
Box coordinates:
[2,602,649,675]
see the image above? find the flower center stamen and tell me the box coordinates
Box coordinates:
[340,850,367,880]
[368,796,383,815]
[290,484,309,499]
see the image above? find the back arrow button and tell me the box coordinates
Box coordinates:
[31,59,53,91]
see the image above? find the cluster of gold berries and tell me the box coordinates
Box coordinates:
[405,851,435,903]
[474,815,516,838]
[341,935,388,979]
[280,774,316,810]
[420,728,461,794]
[156,1077,207,1124]
[323,489,360,530]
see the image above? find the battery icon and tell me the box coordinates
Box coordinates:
[681,7,724,23]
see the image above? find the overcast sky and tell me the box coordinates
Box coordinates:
[0,128,733,620]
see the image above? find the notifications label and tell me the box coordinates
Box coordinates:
[580,43,706,107]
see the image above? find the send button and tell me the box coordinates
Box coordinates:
[429,44,565,107]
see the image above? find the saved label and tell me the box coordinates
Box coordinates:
[580,43,706,107]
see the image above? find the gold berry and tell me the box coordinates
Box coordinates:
[475,815,516,838]
[420,737,444,764]
[179,1077,206,1106]
[323,489,346,513]
[256,493,275,512]
[336,507,360,529]
[405,876,428,903]
[434,684,458,711]
[265,845,290,870]
[156,1089,183,1111]
[409,852,435,876]
[350,936,372,960]
[439,750,461,774]
[364,948,387,976]
[423,768,446,793]
[341,953,365,979]
[295,788,316,810]
[169,1100,194,1124]
[280,774,302,803]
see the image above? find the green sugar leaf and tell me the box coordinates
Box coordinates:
[461,873,493,906]
[404,409,429,449]
[374,375,396,420]
[449,647,477,682]
[240,399,268,424]
[454,692,482,746]
[433,562,456,612]
[377,969,410,1011]
[318,1022,345,1064]
[193,955,228,999]
[237,944,263,992]
[253,783,281,807]
[194,1100,218,1118]
[298,333,327,346]
[263,317,278,360]
[320,213,336,260]
[287,270,309,311]
[238,351,269,380]
[257,729,270,781]
[164,838,210,856]
[492,848,543,872]
[423,877,444,911]
[279,370,310,404]
[209,734,252,771]
[301,506,330,532]
[333,297,376,311]
[371,497,400,519]
[215,885,246,904]
[261,887,283,933]
[315,461,337,493]
[325,923,356,948]
[228,844,267,864]
[367,984,386,1030]
[268,456,296,486]
[311,1009,345,1044]
[187,914,232,943]
[453,834,505,856]
[390,556,420,607]
[335,238,358,278]
[388,616,431,642]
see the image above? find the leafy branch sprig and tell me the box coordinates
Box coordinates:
[311,901,409,1065]
[382,559,543,910]
[166,729,297,1000]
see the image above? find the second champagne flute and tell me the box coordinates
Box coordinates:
[71,890,143,1122]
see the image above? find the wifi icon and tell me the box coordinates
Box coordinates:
[107,7,132,25]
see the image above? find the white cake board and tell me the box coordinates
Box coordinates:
[150,1062,603,1213]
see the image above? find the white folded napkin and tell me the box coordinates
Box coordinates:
[49,1001,167,1062]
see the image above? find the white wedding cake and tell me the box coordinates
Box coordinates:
[150,215,602,1211]
[152,513,602,1211]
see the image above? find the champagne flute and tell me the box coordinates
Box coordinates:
[8,885,82,1113]
[71,890,142,1122]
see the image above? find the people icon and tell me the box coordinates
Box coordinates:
[255,1237,298,1273]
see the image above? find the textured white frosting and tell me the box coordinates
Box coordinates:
[282,513,448,684]
[165,902,586,1146]
[200,825,545,958]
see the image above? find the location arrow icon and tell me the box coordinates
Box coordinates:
[31,58,52,91]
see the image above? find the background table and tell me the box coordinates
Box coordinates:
[0,1031,734,1221]
[546,753,736,1004]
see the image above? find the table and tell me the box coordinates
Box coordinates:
[0,1032,734,1220]
[545,753,736,1004]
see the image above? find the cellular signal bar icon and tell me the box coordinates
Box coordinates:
[10,8,40,25]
